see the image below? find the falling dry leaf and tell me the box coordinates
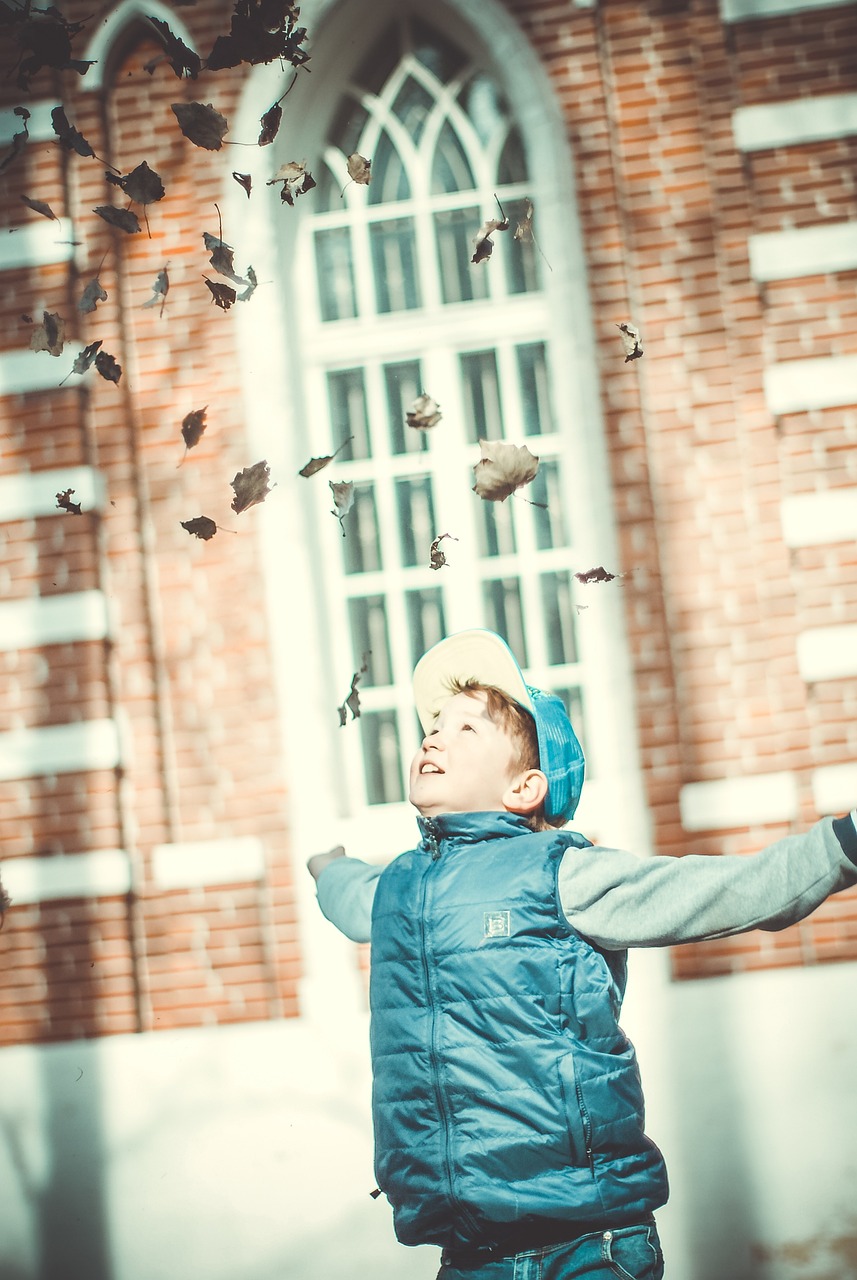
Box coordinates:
[78,279,107,314]
[337,652,370,726]
[406,393,442,431]
[231,460,273,513]
[514,199,534,242]
[51,106,94,158]
[298,435,353,478]
[258,103,282,146]
[12,9,94,89]
[429,532,458,570]
[268,160,316,206]
[1,107,30,172]
[181,516,218,540]
[172,102,228,150]
[148,17,201,78]
[106,161,165,205]
[66,339,103,378]
[56,489,82,514]
[143,268,169,314]
[233,171,252,197]
[94,205,141,234]
[205,0,310,72]
[204,278,236,309]
[21,195,57,220]
[203,232,250,286]
[329,480,354,535]
[472,439,540,503]
[30,312,66,356]
[472,215,509,264]
[575,566,620,584]
[617,322,643,363]
[181,406,208,452]
[237,267,257,302]
[95,351,122,383]
[341,153,371,196]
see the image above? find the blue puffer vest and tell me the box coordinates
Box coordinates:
[369,811,668,1258]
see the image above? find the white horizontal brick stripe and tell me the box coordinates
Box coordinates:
[722,0,857,19]
[812,764,857,815]
[733,93,857,152]
[0,466,106,522]
[749,221,857,282]
[0,345,86,396]
[0,100,61,144]
[781,488,857,546]
[0,849,130,905]
[0,719,121,782]
[0,590,110,653]
[796,624,857,682]
[152,837,265,889]
[0,220,75,271]
[763,355,857,415]
[680,772,799,831]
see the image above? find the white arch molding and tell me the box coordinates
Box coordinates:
[79,0,197,90]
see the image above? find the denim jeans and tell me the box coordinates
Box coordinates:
[436,1221,665,1280]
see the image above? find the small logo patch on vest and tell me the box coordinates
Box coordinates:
[483,910,511,939]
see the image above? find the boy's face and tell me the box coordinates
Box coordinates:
[408,690,523,818]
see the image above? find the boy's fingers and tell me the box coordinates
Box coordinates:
[306,846,346,880]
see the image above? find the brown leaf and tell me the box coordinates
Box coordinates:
[329,480,354,535]
[346,153,371,185]
[429,532,458,570]
[406,393,442,431]
[337,652,370,726]
[472,439,540,503]
[143,268,169,314]
[181,407,208,451]
[575,566,620,584]
[171,102,228,150]
[237,267,257,302]
[514,199,534,242]
[30,312,66,357]
[148,17,201,78]
[268,160,316,206]
[203,232,249,286]
[258,103,282,146]
[51,106,94,158]
[95,351,122,383]
[298,435,354,477]
[1,108,30,173]
[78,278,107,314]
[204,2,310,72]
[204,278,236,310]
[56,488,82,515]
[233,171,252,197]
[69,340,103,376]
[181,516,218,540]
[616,322,643,362]
[106,160,165,205]
[94,205,141,234]
[472,215,509,264]
[231,460,273,513]
[21,194,57,220]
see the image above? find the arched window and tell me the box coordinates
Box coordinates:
[295,16,589,816]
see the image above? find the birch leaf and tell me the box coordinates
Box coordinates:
[181,516,218,540]
[78,278,107,314]
[172,102,228,151]
[231,461,273,513]
[95,351,122,383]
[181,407,208,451]
[94,205,141,234]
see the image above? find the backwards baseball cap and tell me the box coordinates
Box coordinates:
[412,629,585,823]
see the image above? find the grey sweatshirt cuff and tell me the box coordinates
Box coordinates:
[832,812,857,864]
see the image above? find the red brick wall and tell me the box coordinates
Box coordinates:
[0,0,855,1044]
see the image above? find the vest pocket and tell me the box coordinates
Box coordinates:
[556,1052,593,1170]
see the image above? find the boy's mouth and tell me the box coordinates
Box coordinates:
[419,762,444,775]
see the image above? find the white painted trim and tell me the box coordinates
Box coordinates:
[748,221,857,282]
[0,719,121,782]
[722,0,857,20]
[0,466,106,522]
[151,837,266,890]
[812,763,857,815]
[0,590,110,653]
[0,849,130,905]
[733,93,857,152]
[763,355,857,415]
[80,0,197,91]
[796,624,857,682]
[0,100,61,144]
[0,345,87,396]
[679,773,799,831]
[0,219,76,271]
[780,488,857,547]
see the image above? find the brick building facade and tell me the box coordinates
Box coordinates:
[1,0,855,1055]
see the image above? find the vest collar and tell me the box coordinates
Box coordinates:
[416,811,533,847]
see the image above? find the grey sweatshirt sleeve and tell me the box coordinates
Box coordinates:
[314,856,383,943]
[558,815,857,951]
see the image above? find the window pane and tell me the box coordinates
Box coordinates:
[554,686,587,771]
[392,76,434,143]
[370,219,421,313]
[503,212,540,295]
[530,460,569,550]
[411,19,467,84]
[326,368,370,460]
[540,571,578,665]
[431,120,476,194]
[435,207,489,305]
[406,587,447,668]
[354,23,401,95]
[348,595,393,686]
[482,577,527,664]
[498,126,529,183]
[459,72,504,147]
[517,342,554,436]
[360,711,405,804]
[342,484,382,574]
[368,129,411,205]
[327,98,370,155]
[385,360,428,455]
[315,228,357,322]
[396,477,437,567]
[460,350,504,443]
[476,494,516,558]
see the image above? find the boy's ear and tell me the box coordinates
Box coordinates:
[503,768,548,816]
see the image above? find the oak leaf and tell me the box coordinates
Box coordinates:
[231,461,273,513]
[472,439,539,502]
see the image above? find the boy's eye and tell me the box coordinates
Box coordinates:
[462,723,475,732]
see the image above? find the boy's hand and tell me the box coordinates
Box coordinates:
[307,845,346,881]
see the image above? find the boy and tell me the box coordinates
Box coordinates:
[308,629,857,1280]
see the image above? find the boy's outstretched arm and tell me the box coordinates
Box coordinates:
[307,847,382,944]
[559,812,857,951]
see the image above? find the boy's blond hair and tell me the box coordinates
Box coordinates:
[446,678,560,831]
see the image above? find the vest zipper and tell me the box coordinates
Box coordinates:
[575,1075,595,1171]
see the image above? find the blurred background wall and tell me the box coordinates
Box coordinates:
[1,0,855,1275]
